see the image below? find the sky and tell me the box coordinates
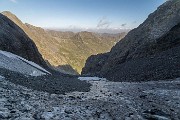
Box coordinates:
[0,0,166,32]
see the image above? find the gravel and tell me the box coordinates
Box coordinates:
[0,68,91,94]
[0,74,180,120]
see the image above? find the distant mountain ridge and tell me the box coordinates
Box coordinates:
[82,0,180,81]
[2,11,126,74]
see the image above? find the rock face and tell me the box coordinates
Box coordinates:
[82,0,180,81]
[82,53,110,75]
[0,13,47,68]
[1,11,126,74]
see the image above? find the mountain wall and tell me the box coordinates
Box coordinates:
[82,0,180,81]
[0,13,48,69]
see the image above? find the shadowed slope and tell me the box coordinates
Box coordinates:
[82,0,180,81]
[0,13,48,68]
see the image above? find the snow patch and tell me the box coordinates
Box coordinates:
[0,50,50,74]
[0,50,51,76]
[78,77,107,81]
[17,57,50,74]
[30,71,40,77]
[0,51,17,59]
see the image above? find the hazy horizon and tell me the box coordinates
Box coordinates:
[45,27,131,34]
[0,0,166,33]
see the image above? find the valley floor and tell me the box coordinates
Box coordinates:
[0,76,180,120]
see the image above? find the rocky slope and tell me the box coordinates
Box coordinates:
[82,0,180,81]
[0,13,47,68]
[1,11,126,74]
[0,75,180,120]
[0,50,91,94]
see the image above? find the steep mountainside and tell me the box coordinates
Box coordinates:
[2,11,126,74]
[82,0,180,81]
[0,13,47,68]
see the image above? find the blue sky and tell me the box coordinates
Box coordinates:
[0,0,166,30]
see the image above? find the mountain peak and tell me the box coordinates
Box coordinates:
[1,11,24,28]
[2,11,15,15]
[1,11,18,20]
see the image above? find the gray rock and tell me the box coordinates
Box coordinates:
[82,0,180,82]
[0,77,180,120]
[0,108,10,119]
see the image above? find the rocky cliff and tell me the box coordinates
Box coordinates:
[0,13,47,68]
[82,0,180,81]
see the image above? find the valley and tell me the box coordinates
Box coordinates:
[2,11,126,74]
[0,0,180,120]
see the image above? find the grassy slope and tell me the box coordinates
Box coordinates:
[2,11,126,74]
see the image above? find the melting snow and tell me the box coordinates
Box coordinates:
[17,56,50,74]
[0,51,17,59]
[0,50,50,76]
[30,71,39,76]
[78,77,107,81]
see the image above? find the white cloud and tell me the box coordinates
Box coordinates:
[97,16,111,29]
[121,23,127,27]
[9,0,17,3]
